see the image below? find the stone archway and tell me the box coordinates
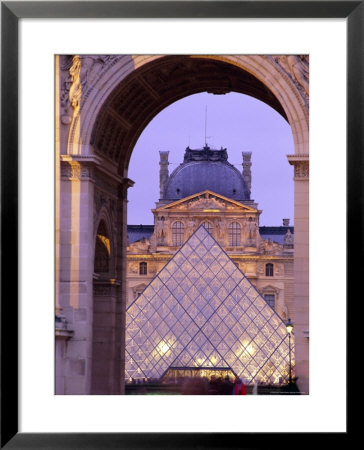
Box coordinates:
[56,55,309,395]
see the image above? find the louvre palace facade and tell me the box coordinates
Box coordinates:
[125,146,296,385]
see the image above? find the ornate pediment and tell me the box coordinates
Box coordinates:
[186,194,227,211]
[155,190,258,213]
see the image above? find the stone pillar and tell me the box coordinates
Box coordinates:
[159,151,170,199]
[57,156,97,394]
[118,178,134,394]
[287,154,309,394]
[90,170,133,395]
[242,152,252,195]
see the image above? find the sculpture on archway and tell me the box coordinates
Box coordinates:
[273,55,309,97]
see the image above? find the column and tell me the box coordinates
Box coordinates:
[242,152,252,196]
[287,154,309,394]
[57,156,97,394]
[117,178,134,394]
[159,151,170,199]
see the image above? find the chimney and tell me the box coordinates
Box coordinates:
[159,151,169,199]
[283,218,290,226]
[242,152,252,194]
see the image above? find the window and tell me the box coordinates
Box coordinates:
[229,222,241,246]
[131,284,147,304]
[172,221,184,246]
[265,263,274,277]
[202,221,213,234]
[264,294,275,310]
[139,262,147,275]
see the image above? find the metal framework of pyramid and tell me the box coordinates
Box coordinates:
[125,226,294,385]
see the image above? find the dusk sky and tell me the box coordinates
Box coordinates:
[127,92,294,227]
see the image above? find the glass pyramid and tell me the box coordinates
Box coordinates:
[125,226,294,385]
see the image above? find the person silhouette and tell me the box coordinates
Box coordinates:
[232,377,247,395]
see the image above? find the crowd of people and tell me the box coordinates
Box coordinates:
[126,375,300,395]
[126,373,262,395]
[181,375,247,395]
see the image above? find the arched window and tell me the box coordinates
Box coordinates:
[172,221,184,246]
[265,263,274,277]
[229,222,241,246]
[139,262,147,275]
[94,221,110,273]
[202,221,213,234]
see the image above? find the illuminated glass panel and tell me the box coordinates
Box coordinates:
[125,226,294,385]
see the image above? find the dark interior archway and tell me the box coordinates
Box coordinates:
[90,56,288,173]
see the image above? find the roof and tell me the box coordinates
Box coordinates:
[259,226,294,245]
[127,225,154,243]
[183,145,228,163]
[163,146,250,202]
[259,226,294,235]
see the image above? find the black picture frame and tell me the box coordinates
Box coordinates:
[1,1,357,448]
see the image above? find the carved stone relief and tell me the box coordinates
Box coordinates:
[186,194,226,211]
[60,56,74,125]
[259,239,282,255]
[216,219,226,239]
[128,263,138,274]
[60,55,123,125]
[186,218,196,236]
[257,263,264,275]
[293,161,309,179]
[284,229,294,247]
[247,217,257,242]
[61,160,94,180]
[270,55,309,105]
[155,216,167,245]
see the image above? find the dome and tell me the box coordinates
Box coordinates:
[163,146,250,201]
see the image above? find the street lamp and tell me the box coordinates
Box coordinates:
[286,318,294,384]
